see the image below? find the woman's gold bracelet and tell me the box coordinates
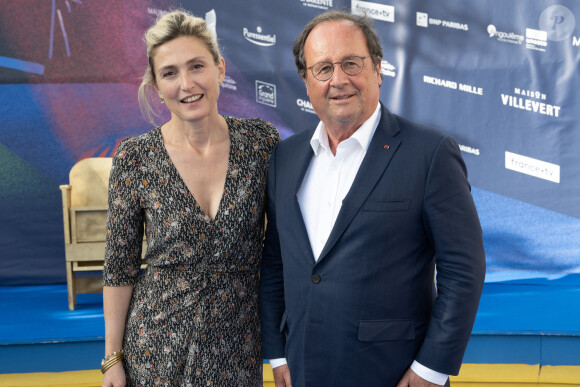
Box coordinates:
[101,349,124,374]
[101,353,123,374]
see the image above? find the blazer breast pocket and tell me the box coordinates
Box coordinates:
[358,319,415,341]
[363,199,410,212]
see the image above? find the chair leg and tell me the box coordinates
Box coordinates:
[66,261,76,310]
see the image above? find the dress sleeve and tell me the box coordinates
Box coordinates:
[103,139,145,286]
[259,119,281,154]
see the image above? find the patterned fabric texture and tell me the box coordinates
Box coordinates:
[103,116,280,386]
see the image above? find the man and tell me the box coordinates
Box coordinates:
[260,10,486,387]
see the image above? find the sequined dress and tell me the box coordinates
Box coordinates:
[103,117,280,386]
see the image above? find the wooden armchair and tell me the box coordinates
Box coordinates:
[59,157,146,310]
[59,157,112,310]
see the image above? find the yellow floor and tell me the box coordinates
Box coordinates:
[539,366,580,387]
[2,364,580,386]
[450,364,539,386]
[0,366,275,387]
[0,370,102,387]
[450,364,580,387]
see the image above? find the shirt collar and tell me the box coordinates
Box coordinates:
[310,102,382,156]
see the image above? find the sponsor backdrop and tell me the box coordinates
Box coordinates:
[1,0,578,285]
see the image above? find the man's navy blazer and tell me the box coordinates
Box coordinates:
[260,104,486,387]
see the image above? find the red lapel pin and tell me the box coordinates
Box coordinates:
[384,145,390,149]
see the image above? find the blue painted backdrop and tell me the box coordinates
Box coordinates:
[1,0,579,285]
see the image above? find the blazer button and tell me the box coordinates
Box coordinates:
[311,274,321,284]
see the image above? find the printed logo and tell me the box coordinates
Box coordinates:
[526,28,548,52]
[352,1,394,23]
[423,75,483,96]
[416,12,428,28]
[297,98,317,115]
[301,0,333,10]
[148,8,166,17]
[539,5,576,42]
[500,88,561,118]
[573,36,580,46]
[256,81,276,107]
[220,75,237,91]
[487,24,524,45]
[243,26,276,46]
[416,11,468,31]
[459,144,480,156]
[205,9,217,43]
[505,151,560,184]
[380,60,396,78]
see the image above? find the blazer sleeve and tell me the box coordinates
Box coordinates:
[260,144,287,359]
[416,135,486,375]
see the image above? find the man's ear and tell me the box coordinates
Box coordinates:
[303,76,310,96]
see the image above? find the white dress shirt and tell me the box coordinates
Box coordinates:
[270,103,448,386]
[297,103,381,261]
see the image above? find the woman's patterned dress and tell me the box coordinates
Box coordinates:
[103,116,280,386]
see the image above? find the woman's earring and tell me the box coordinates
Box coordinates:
[160,97,165,104]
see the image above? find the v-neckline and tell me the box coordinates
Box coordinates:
[156,119,233,223]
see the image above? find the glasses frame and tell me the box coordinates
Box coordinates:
[306,56,368,82]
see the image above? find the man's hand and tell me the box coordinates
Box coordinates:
[396,367,445,387]
[272,364,292,387]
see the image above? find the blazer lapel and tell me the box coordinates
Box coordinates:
[317,107,401,263]
[283,131,317,264]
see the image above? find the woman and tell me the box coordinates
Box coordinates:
[101,10,280,387]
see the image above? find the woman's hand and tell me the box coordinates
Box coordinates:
[102,362,126,387]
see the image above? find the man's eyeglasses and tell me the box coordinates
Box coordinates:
[307,56,367,82]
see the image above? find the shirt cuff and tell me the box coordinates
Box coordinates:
[410,360,449,386]
[269,358,288,369]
